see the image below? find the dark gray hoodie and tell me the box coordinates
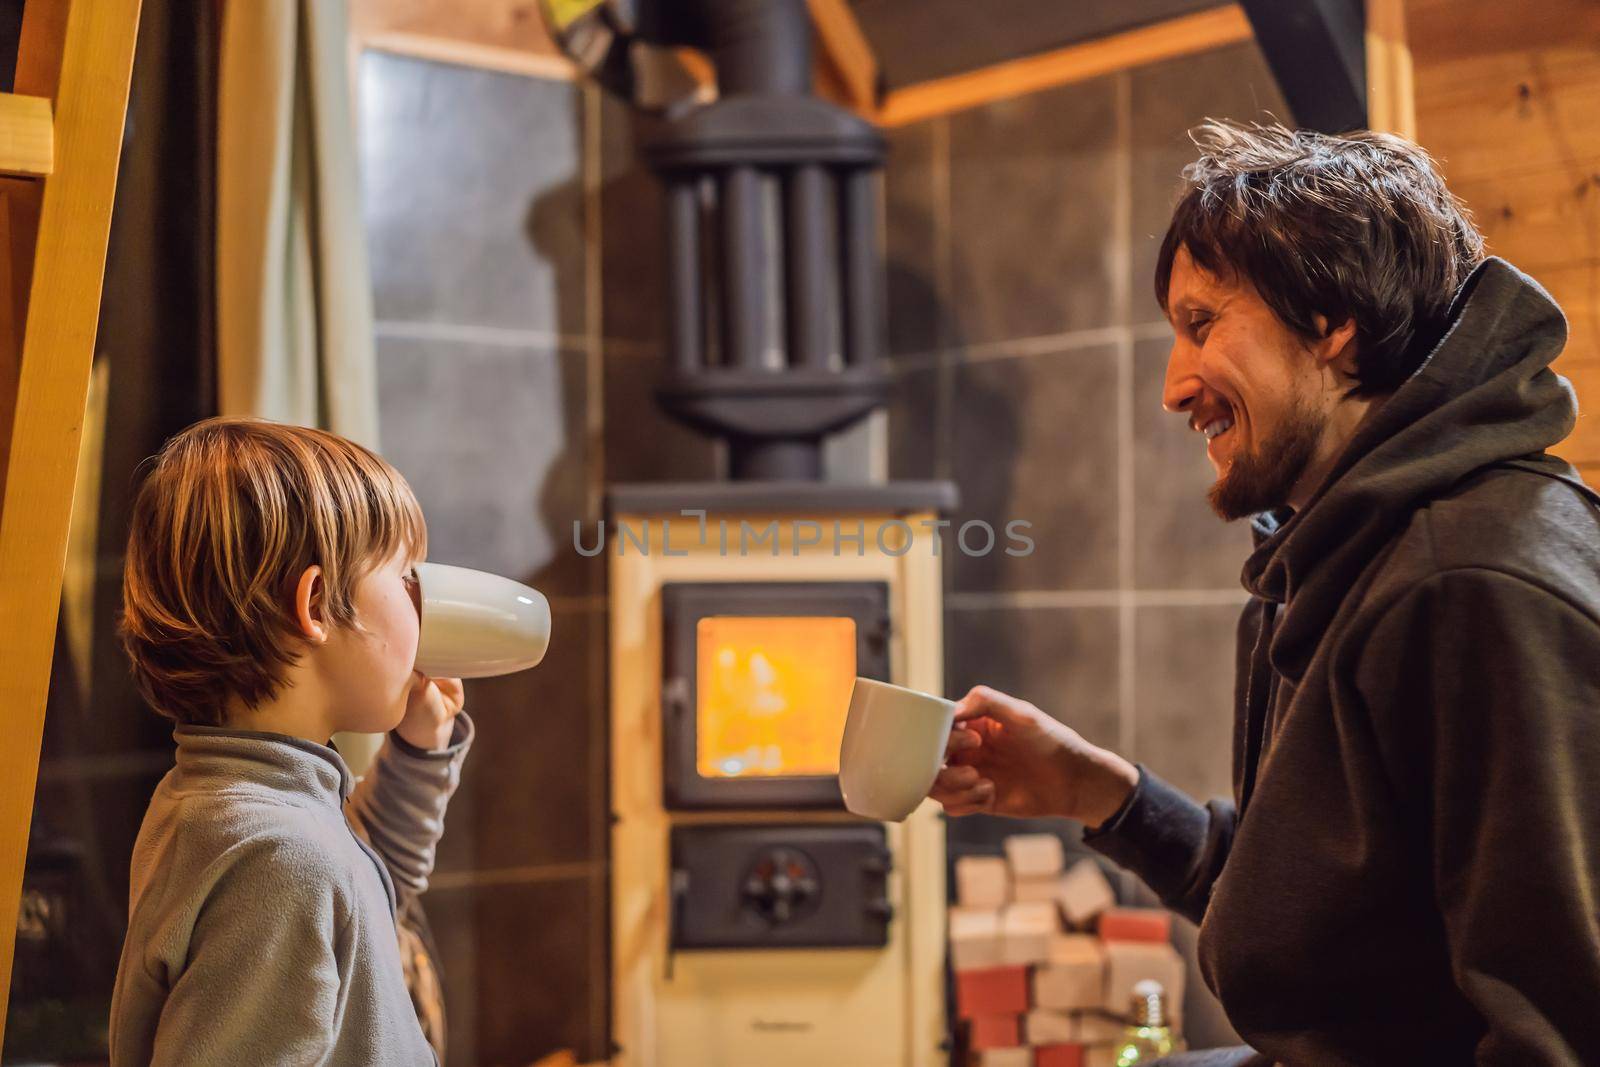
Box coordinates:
[1088,258,1600,1065]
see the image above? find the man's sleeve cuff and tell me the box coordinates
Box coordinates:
[1082,763,1212,900]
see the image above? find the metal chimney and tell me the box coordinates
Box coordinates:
[562,0,891,481]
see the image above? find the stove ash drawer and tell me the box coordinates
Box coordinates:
[670,824,893,950]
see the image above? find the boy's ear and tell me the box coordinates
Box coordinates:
[294,565,329,644]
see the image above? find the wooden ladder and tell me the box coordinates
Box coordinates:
[0,0,143,1038]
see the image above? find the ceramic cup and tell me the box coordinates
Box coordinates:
[411,562,552,679]
[838,677,957,822]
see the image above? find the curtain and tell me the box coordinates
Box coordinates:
[216,0,383,772]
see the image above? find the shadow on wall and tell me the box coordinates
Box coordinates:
[450,92,606,1065]
[358,55,608,1066]
[523,168,592,597]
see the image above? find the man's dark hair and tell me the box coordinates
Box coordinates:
[1155,120,1486,395]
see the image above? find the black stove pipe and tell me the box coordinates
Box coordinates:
[638,0,813,97]
[616,0,889,481]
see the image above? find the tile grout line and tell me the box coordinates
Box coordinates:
[374,319,589,351]
[602,337,656,358]
[428,859,603,892]
[946,589,1248,609]
[888,320,1172,369]
[584,83,605,523]
[545,594,609,611]
[968,326,1127,361]
[933,115,955,484]
[589,859,612,1058]
[1114,70,1139,762]
[581,80,611,1064]
[38,751,173,784]
[890,324,1143,371]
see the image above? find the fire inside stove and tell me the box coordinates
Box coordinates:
[694,615,858,779]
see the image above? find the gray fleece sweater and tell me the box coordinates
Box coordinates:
[108,714,474,1066]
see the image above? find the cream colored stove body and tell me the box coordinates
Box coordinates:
[609,508,948,1067]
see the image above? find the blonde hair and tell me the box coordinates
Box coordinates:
[120,417,427,726]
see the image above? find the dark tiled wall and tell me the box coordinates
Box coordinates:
[884,42,1287,1049]
[360,52,608,1066]
[597,95,723,485]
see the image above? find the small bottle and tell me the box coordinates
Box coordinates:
[1114,979,1176,1065]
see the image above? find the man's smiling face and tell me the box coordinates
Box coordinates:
[1161,245,1332,521]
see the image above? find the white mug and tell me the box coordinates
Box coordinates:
[411,562,552,679]
[838,677,957,822]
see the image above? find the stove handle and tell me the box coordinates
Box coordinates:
[863,848,894,927]
[662,676,691,724]
[666,867,689,981]
[662,676,691,786]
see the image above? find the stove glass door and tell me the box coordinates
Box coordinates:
[661,581,890,809]
[695,615,858,779]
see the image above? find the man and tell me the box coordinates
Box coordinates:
[931,121,1600,1064]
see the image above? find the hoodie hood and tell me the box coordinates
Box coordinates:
[1240,256,1578,675]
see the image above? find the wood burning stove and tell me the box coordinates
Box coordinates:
[608,487,955,1066]
[560,2,959,1062]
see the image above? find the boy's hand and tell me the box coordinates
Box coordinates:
[396,672,465,751]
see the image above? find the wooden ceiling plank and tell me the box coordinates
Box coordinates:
[361,31,576,81]
[1366,0,1415,138]
[877,4,1253,128]
[1407,0,1600,63]
[1448,166,1600,273]
[1415,47,1600,184]
[349,0,569,76]
[807,0,880,111]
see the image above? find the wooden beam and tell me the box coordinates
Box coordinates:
[1242,0,1365,133]
[0,0,142,1037]
[13,0,69,98]
[1366,0,1416,138]
[349,0,570,78]
[676,48,716,92]
[360,31,577,81]
[1407,0,1600,63]
[807,0,878,112]
[0,94,54,178]
[877,4,1254,128]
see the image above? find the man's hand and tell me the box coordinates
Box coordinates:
[396,672,465,751]
[929,685,1139,827]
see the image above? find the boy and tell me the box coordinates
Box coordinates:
[109,417,471,1065]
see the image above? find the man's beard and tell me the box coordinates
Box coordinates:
[1208,399,1324,521]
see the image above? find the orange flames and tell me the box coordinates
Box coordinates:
[695,616,858,778]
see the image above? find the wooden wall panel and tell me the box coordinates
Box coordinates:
[1407,0,1600,63]
[348,0,573,79]
[1411,2,1600,471]
[349,0,557,56]
[1446,169,1600,274]
[1413,48,1600,185]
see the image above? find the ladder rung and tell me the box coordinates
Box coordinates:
[0,93,53,179]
